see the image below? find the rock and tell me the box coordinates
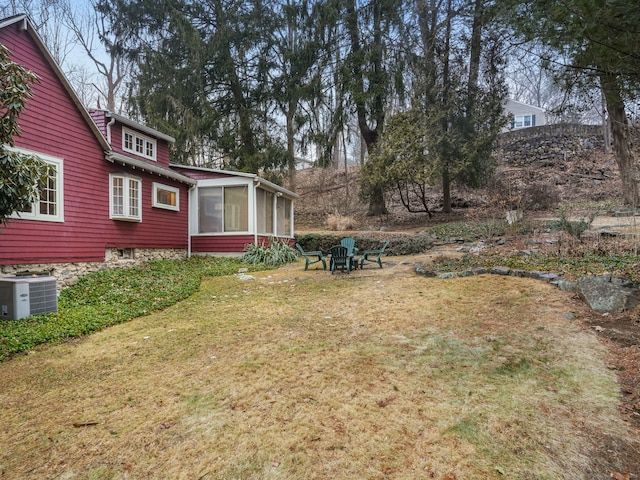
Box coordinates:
[576,276,640,314]
[471,267,488,275]
[537,272,560,282]
[614,210,636,217]
[554,280,578,292]
[491,266,511,275]
[415,264,437,277]
[438,272,457,279]
[457,270,475,277]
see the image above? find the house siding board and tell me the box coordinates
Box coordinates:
[0,21,189,266]
[190,235,292,254]
[89,111,106,132]
[191,235,253,253]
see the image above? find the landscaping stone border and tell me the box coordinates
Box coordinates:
[414,263,639,314]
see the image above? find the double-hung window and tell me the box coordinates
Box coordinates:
[513,115,534,129]
[110,173,142,221]
[122,127,156,161]
[9,148,64,223]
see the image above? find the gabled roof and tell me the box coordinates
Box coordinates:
[104,111,176,143]
[505,98,547,114]
[0,14,111,152]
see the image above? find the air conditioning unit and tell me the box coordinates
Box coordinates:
[0,276,58,320]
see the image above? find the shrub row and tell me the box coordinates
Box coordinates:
[294,233,434,256]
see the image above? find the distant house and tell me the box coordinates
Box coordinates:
[0,14,296,286]
[504,99,547,130]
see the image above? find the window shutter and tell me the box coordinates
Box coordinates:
[532,114,536,126]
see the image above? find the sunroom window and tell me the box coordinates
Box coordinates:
[198,185,248,233]
[276,196,291,236]
[256,188,274,234]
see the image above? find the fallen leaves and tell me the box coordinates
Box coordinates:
[610,471,630,480]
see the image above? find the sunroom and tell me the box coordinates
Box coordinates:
[171,166,298,255]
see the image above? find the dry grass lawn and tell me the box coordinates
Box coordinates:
[0,256,638,479]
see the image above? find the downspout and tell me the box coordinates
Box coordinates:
[187,184,196,258]
[253,180,261,247]
[106,114,116,145]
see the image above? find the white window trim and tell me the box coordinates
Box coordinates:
[110,173,142,222]
[152,182,180,211]
[122,127,157,161]
[513,115,532,129]
[8,146,64,223]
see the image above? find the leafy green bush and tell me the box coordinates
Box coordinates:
[242,238,298,266]
[295,233,434,256]
[387,234,434,255]
[295,233,345,253]
[0,257,261,361]
[428,221,507,242]
[546,209,596,240]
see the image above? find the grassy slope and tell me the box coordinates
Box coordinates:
[0,262,636,479]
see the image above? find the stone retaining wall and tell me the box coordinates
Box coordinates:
[0,248,187,291]
[498,123,606,164]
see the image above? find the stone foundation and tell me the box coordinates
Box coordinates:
[0,248,187,291]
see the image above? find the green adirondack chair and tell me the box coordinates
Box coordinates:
[296,243,327,270]
[359,241,389,269]
[329,245,351,274]
[340,237,359,270]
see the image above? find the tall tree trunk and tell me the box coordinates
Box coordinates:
[600,73,639,205]
[286,100,297,190]
[440,0,453,213]
[442,166,451,213]
[345,0,387,215]
[467,0,483,103]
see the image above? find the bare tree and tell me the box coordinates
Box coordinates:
[1,0,131,112]
[58,0,131,112]
[1,0,75,66]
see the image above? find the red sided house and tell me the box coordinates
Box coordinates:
[0,14,297,288]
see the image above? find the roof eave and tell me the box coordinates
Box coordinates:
[107,152,196,186]
[106,111,176,143]
[170,164,299,199]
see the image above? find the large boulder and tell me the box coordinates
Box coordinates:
[576,276,640,314]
